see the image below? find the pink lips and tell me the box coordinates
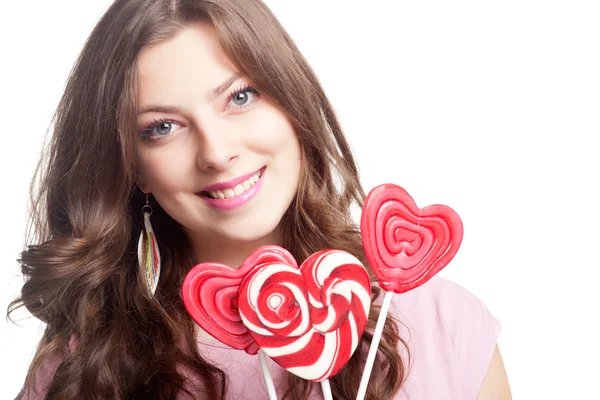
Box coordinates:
[202,168,263,192]
[198,167,265,210]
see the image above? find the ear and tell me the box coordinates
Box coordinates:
[137,182,151,194]
[137,183,151,194]
[134,170,151,194]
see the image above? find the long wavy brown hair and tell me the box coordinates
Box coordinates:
[9,0,410,399]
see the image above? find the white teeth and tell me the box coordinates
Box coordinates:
[207,170,263,199]
[233,184,245,196]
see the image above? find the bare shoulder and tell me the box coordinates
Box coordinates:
[476,344,512,399]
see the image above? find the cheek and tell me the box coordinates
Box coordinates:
[139,148,193,193]
[247,108,299,155]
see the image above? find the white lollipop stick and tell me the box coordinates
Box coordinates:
[321,378,333,400]
[355,291,393,400]
[258,349,278,400]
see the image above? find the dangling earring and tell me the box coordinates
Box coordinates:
[137,193,161,296]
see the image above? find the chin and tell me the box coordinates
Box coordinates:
[213,217,283,245]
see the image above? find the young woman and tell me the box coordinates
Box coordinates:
[10,0,511,398]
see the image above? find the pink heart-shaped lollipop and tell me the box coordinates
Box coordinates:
[238,249,371,382]
[361,184,463,293]
[182,245,297,354]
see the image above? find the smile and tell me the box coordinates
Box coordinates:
[206,170,262,199]
[197,167,265,210]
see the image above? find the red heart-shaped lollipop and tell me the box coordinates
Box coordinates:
[361,184,463,293]
[182,245,297,354]
[238,249,371,381]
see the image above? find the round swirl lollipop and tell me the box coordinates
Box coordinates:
[238,249,371,383]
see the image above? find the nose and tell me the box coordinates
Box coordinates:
[193,117,239,171]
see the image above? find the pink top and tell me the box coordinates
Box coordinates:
[196,276,501,399]
[18,276,501,399]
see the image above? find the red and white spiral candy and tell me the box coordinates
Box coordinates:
[181,245,297,355]
[238,249,371,382]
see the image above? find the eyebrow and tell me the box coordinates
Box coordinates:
[137,73,241,115]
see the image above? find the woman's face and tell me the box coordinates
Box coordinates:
[135,23,301,252]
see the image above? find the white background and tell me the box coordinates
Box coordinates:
[1,1,599,398]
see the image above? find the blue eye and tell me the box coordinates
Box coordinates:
[141,119,181,141]
[227,85,260,109]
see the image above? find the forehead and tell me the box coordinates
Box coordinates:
[136,23,238,107]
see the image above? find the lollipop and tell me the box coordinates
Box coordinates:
[356,184,463,400]
[182,245,296,399]
[238,249,371,399]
